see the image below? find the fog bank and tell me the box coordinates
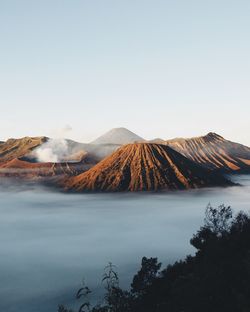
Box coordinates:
[0,176,249,312]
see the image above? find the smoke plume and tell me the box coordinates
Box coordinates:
[33,125,72,163]
[33,139,69,163]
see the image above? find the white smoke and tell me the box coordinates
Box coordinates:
[34,139,69,163]
[33,125,72,163]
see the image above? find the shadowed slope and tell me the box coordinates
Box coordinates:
[63,143,232,192]
[0,136,48,164]
[0,158,91,179]
[166,133,250,173]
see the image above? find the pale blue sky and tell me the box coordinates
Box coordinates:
[0,0,249,144]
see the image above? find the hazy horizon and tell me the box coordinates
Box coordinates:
[0,126,249,147]
[1,1,249,144]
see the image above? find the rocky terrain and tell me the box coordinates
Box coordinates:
[0,158,92,179]
[63,143,233,192]
[0,137,93,179]
[0,128,156,166]
[0,137,48,164]
[1,129,249,190]
[165,132,250,173]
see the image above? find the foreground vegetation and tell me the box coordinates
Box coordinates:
[59,204,250,312]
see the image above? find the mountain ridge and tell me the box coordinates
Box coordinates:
[1,131,250,177]
[0,157,91,179]
[0,136,48,164]
[63,143,232,192]
[165,132,250,172]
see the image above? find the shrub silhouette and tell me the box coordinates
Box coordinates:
[131,257,161,296]
[59,204,250,312]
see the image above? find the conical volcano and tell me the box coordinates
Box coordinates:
[91,127,144,145]
[63,143,232,192]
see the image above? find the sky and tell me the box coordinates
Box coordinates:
[0,0,249,144]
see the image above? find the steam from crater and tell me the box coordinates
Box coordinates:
[33,139,69,162]
[33,125,72,163]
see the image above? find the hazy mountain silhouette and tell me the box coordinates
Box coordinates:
[63,143,232,192]
[91,127,145,145]
[149,138,166,144]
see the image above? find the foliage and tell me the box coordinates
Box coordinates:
[131,257,161,296]
[59,204,250,312]
[58,304,74,312]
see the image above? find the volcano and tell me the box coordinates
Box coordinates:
[91,127,144,145]
[0,136,48,164]
[165,133,250,173]
[63,143,232,192]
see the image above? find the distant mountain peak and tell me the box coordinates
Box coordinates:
[91,127,144,145]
